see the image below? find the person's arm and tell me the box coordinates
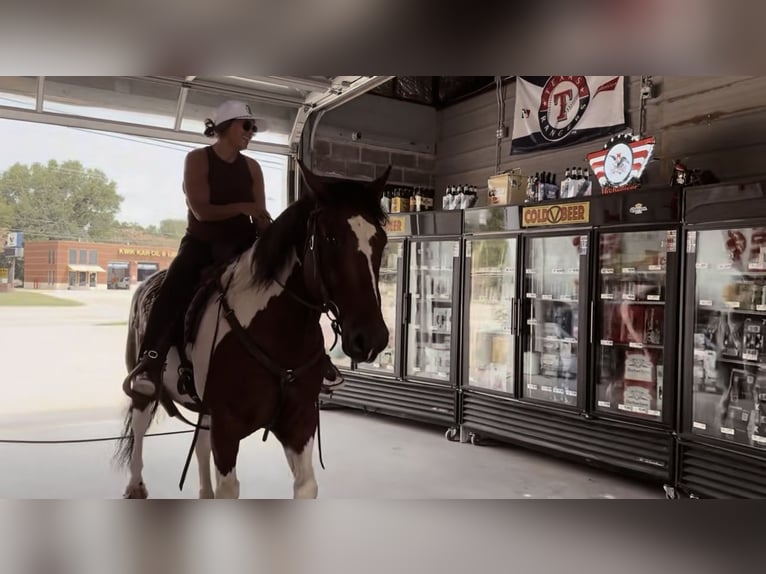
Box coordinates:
[184,148,251,222]
[245,157,273,233]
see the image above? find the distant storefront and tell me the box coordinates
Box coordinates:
[23,240,177,290]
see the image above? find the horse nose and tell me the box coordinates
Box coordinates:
[350,332,369,357]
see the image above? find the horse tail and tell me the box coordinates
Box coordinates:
[113,400,160,468]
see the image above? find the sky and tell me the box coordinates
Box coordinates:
[0,101,289,228]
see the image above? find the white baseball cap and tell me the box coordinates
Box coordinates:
[211,100,268,132]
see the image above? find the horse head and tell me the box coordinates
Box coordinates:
[296,160,391,363]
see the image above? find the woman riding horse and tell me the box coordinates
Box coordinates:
[129,100,273,397]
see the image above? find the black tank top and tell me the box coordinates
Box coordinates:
[186,146,256,244]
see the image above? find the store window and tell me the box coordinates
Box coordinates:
[89,250,98,265]
[68,249,76,264]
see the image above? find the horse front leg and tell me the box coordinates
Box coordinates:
[283,437,318,499]
[211,416,242,499]
[196,414,214,499]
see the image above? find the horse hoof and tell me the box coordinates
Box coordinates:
[123,483,149,499]
[199,489,215,499]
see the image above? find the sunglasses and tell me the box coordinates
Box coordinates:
[241,120,258,133]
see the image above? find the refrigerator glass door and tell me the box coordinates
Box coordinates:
[406,239,459,382]
[466,237,517,394]
[594,230,669,420]
[356,240,403,375]
[691,227,766,449]
[521,234,581,406]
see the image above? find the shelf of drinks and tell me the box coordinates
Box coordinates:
[523,377,578,402]
[525,268,580,275]
[600,295,664,304]
[535,335,578,344]
[600,266,666,275]
[698,302,766,315]
[413,325,452,335]
[379,268,398,274]
[525,295,578,303]
[695,262,766,273]
[600,340,664,350]
[472,268,516,276]
[596,400,662,419]
[413,294,452,303]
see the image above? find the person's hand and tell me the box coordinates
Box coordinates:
[239,203,264,218]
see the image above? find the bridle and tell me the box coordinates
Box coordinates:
[273,206,343,349]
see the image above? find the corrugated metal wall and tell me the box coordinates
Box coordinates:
[435,76,766,206]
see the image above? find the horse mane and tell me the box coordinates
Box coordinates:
[250,177,388,287]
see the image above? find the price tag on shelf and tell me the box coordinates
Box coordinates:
[748,262,766,271]
[600,339,614,346]
[720,427,735,436]
[757,305,766,312]
[601,293,615,300]
[525,269,536,275]
[601,268,614,275]
[568,268,579,274]
[695,262,709,269]
[565,389,577,397]
[541,294,553,300]
[693,422,707,430]
[623,294,636,301]
[648,265,663,271]
[724,301,740,308]
[598,401,611,408]
[622,267,636,273]
[628,342,644,349]
[667,230,677,252]
[648,410,661,417]
[718,263,733,270]
[647,295,662,301]
[753,435,766,445]
[552,268,564,274]
[527,384,538,391]
[553,387,565,395]
[699,300,713,307]
[743,352,759,362]
[526,293,537,299]
[527,319,538,325]
[541,385,553,393]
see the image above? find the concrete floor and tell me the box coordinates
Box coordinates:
[0,404,662,499]
[0,287,662,499]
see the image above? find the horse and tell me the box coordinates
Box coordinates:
[114,160,391,499]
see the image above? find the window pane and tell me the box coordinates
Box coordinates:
[242,150,288,218]
[68,249,76,264]
[89,250,97,265]
[43,77,180,129]
[0,76,37,110]
[181,88,296,145]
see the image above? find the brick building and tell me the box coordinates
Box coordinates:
[23,239,178,290]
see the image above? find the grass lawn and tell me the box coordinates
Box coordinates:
[0,291,85,307]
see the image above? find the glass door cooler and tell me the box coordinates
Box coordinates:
[679,179,766,499]
[520,231,589,408]
[322,210,463,432]
[593,228,680,425]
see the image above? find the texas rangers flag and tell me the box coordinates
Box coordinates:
[511,76,626,154]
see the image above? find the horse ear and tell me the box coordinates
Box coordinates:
[297,159,326,200]
[368,165,391,201]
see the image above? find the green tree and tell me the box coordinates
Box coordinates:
[158,218,187,239]
[0,160,123,241]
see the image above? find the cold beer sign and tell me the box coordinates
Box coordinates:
[522,201,590,227]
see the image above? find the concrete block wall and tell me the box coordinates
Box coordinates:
[310,137,436,188]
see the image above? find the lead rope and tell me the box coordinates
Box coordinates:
[178,271,231,492]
